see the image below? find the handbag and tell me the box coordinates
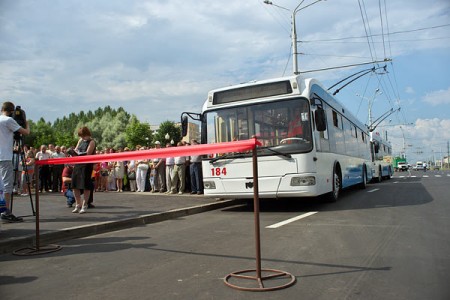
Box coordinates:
[128,171,136,180]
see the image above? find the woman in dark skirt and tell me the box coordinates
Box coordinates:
[71,126,96,214]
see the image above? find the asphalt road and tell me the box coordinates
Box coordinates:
[1,170,449,299]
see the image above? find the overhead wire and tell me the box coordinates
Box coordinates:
[382,0,408,126]
[300,24,450,42]
[358,0,377,62]
[355,73,374,122]
[289,1,341,78]
[258,1,440,158]
[379,0,410,143]
[282,43,292,76]
[258,0,292,76]
[372,1,401,125]
[378,0,387,59]
[353,0,397,131]
[300,53,373,59]
[258,0,291,34]
[300,36,450,44]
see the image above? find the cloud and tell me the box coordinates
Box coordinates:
[0,0,449,128]
[405,86,415,94]
[386,118,450,162]
[422,88,450,106]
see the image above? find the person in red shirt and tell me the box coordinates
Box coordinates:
[287,110,303,137]
[62,164,75,207]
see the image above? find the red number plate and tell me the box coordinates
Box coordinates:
[211,167,227,176]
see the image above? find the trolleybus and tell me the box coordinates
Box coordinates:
[182,75,374,201]
[370,131,393,182]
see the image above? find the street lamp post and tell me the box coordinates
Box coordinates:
[291,2,303,75]
[400,126,406,160]
[264,0,325,75]
[165,133,174,145]
[356,88,382,128]
[368,88,381,126]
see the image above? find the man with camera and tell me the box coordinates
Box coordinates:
[0,101,30,223]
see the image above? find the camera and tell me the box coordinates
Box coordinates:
[13,106,27,128]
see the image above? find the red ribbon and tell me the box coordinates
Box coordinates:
[35,138,261,165]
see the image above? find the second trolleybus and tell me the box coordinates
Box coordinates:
[370,131,394,182]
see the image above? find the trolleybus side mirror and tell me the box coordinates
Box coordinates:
[181,115,188,137]
[315,108,327,131]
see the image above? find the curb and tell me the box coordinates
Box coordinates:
[0,199,244,254]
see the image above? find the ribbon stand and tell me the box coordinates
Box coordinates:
[13,164,62,256]
[223,144,296,291]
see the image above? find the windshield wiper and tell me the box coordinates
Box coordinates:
[259,146,292,159]
[209,153,246,164]
[209,147,291,163]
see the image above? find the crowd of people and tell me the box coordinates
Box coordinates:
[1,101,205,222]
[93,139,204,197]
[10,134,205,214]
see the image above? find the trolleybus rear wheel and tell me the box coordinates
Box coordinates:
[359,165,367,189]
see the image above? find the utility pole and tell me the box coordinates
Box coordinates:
[448,141,450,169]
[264,0,325,75]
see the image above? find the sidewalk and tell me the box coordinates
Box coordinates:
[0,191,242,254]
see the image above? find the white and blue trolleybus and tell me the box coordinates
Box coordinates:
[182,75,374,201]
[370,131,393,182]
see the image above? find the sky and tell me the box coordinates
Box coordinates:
[1,0,449,164]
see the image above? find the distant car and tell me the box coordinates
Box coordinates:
[397,162,408,171]
[433,166,440,170]
[415,161,424,170]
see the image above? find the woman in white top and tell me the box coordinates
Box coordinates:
[135,147,149,192]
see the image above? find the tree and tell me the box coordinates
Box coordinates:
[21,105,168,150]
[125,116,152,149]
[33,118,54,147]
[54,131,78,148]
[153,121,182,146]
[83,110,130,149]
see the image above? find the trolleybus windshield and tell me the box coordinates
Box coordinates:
[205,98,313,155]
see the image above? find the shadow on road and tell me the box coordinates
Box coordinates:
[222,176,433,214]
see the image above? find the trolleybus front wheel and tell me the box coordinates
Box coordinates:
[326,166,341,202]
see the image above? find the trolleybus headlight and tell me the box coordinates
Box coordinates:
[203,181,216,189]
[290,176,316,186]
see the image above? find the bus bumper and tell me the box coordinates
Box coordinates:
[203,173,320,198]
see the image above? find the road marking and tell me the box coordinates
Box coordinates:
[423,175,429,178]
[266,212,318,229]
[435,175,442,177]
[368,188,379,193]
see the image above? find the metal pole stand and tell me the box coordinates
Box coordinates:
[224,144,296,291]
[224,269,296,292]
[13,164,61,256]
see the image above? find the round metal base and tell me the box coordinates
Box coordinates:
[224,268,296,292]
[13,245,62,256]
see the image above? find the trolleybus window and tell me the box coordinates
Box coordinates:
[206,99,312,154]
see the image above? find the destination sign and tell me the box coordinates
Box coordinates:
[213,80,293,104]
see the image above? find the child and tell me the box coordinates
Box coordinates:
[62,164,75,207]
